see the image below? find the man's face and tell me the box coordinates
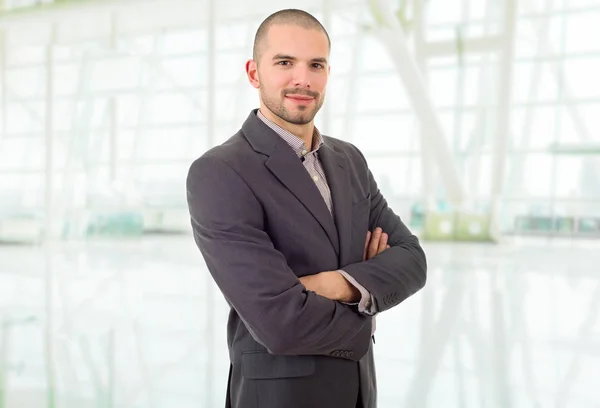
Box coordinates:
[247,24,330,125]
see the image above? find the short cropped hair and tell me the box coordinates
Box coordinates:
[252,9,331,62]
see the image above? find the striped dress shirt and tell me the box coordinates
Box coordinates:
[257,110,376,316]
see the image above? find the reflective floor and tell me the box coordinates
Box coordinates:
[0,235,599,408]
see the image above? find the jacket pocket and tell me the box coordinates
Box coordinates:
[351,194,371,220]
[241,352,316,380]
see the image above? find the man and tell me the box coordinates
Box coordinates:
[186,9,427,408]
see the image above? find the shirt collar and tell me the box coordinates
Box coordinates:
[257,109,324,158]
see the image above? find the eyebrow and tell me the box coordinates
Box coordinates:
[272,54,328,64]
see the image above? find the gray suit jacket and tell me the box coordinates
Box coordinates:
[186,110,427,408]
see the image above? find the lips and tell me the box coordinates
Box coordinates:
[285,94,316,106]
[285,95,314,100]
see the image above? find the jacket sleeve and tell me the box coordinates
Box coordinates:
[186,153,373,361]
[340,147,427,314]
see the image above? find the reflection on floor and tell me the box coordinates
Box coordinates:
[0,235,599,408]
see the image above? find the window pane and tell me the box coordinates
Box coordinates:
[6,46,45,66]
[566,11,600,53]
[351,114,418,152]
[145,93,201,124]
[425,0,463,25]
[512,61,559,103]
[563,57,600,99]
[6,102,44,133]
[216,22,252,50]
[511,106,559,149]
[89,58,141,92]
[156,56,207,89]
[516,17,563,59]
[506,153,554,197]
[554,156,583,198]
[464,153,493,197]
[358,37,395,73]
[6,67,45,98]
[215,52,247,85]
[429,68,458,107]
[163,29,207,55]
[356,74,410,113]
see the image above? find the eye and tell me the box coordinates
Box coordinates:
[277,60,291,66]
[312,63,325,69]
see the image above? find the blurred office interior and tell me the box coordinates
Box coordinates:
[0,0,599,407]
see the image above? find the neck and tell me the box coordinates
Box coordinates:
[259,107,314,149]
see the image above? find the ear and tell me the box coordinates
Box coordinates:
[246,59,260,89]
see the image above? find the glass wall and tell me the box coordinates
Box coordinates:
[0,1,599,407]
[5,0,597,241]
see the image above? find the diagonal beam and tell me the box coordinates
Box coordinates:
[368,0,467,207]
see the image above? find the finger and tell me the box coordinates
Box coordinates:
[299,275,316,292]
[378,232,388,254]
[363,231,371,261]
[369,228,383,259]
[368,227,382,259]
[386,245,391,249]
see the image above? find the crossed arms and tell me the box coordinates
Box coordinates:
[298,228,391,303]
[186,153,427,361]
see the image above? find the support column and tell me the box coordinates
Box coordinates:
[413,0,436,212]
[43,23,58,408]
[44,25,57,242]
[0,28,6,143]
[109,13,118,183]
[489,0,517,240]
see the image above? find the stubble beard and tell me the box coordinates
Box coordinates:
[259,85,324,125]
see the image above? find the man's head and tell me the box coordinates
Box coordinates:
[246,9,331,127]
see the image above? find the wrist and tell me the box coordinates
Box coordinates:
[334,271,360,302]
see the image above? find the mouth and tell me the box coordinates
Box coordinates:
[285,94,316,104]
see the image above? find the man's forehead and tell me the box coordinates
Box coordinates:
[265,24,328,45]
[262,26,329,56]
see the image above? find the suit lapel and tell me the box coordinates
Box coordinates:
[241,110,340,255]
[318,143,352,267]
[265,144,340,256]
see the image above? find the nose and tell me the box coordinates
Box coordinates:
[291,64,311,89]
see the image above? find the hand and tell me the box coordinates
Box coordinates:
[363,227,390,261]
[299,271,359,303]
[299,228,391,303]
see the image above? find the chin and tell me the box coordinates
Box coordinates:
[288,113,315,125]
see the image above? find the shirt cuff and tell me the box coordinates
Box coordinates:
[337,270,377,315]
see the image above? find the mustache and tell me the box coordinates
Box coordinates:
[283,89,319,98]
